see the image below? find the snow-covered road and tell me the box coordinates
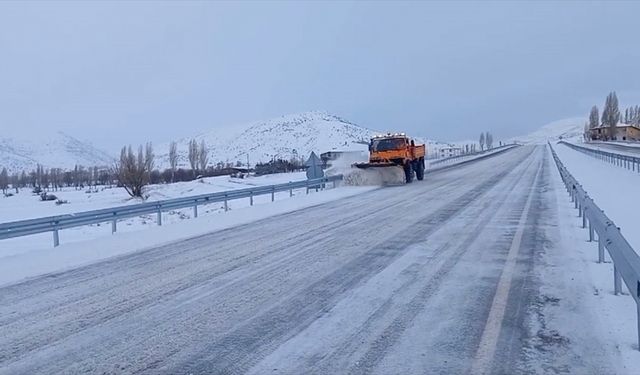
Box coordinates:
[0,146,623,374]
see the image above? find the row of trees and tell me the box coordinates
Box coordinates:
[165,139,212,182]
[479,132,494,151]
[0,164,113,195]
[116,140,232,197]
[2,138,306,199]
[115,140,306,197]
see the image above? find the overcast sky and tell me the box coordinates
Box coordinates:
[1,1,640,151]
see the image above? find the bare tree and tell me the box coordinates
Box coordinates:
[0,167,8,194]
[485,132,493,149]
[188,139,199,177]
[144,142,154,176]
[589,105,599,129]
[583,122,590,141]
[169,141,178,183]
[116,144,154,198]
[198,140,209,173]
[10,172,19,193]
[602,91,620,140]
[479,133,485,151]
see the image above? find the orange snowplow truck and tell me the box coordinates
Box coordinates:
[354,133,426,183]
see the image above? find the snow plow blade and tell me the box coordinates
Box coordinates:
[353,162,397,169]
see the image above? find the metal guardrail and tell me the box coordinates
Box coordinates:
[430,144,518,166]
[560,141,640,172]
[0,175,343,247]
[549,142,640,350]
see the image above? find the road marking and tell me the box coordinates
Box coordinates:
[470,159,542,375]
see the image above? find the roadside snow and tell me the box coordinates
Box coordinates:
[1,172,336,255]
[0,172,308,222]
[0,185,375,287]
[546,146,639,371]
[554,143,640,252]
[570,141,640,157]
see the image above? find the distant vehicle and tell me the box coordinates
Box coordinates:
[353,133,426,183]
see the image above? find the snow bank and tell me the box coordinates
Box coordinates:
[547,146,640,371]
[554,143,640,251]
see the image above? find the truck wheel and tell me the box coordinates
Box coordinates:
[416,159,425,181]
[404,163,413,183]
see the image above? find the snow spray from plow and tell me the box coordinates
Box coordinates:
[325,154,405,186]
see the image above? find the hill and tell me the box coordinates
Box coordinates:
[511,117,586,144]
[0,131,114,173]
[155,111,378,168]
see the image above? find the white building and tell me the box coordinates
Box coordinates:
[439,147,463,158]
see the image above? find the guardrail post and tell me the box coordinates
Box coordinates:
[112,219,117,234]
[598,237,605,263]
[589,221,594,242]
[193,204,198,218]
[614,265,622,295]
[224,194,229,212]
[53,229,60,247]
[289,182,293,197]
[271,186,275,202]
[581,208,586,228]
[636,303,640,351]
[157,209,162,226]
[578,202,582,218]
[250,192,253,206]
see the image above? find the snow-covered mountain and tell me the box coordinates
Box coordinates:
[511,117,586,144]
[156,111,379,168]
[0,132,114,173]
[1,111,444,173]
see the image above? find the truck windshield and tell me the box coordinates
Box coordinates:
[371,138,405,151]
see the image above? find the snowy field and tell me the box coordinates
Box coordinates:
[554,142,640,252]
[0,172,311,223]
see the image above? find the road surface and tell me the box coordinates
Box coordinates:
[0,146,615,374]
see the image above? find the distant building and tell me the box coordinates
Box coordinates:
[587,124,640,141]
[438,147,463,158]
